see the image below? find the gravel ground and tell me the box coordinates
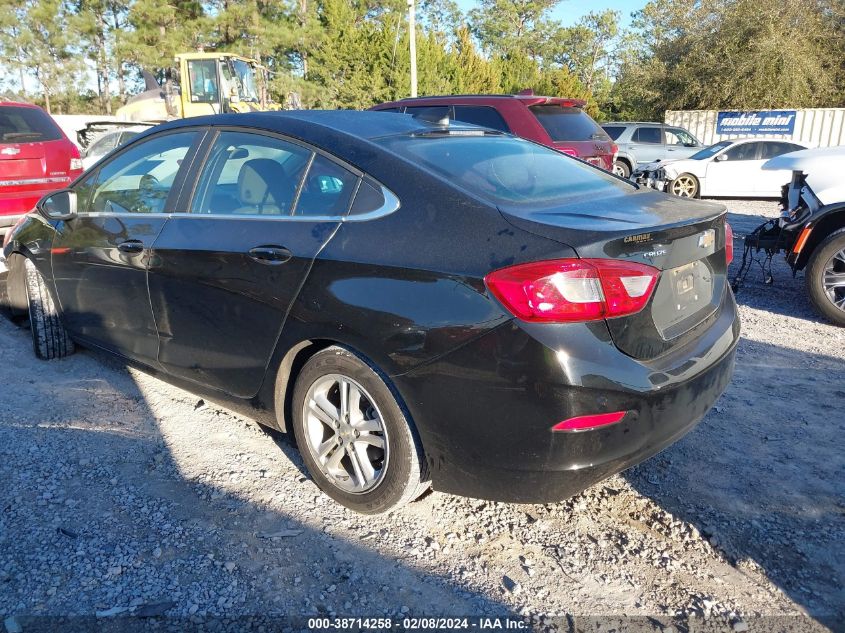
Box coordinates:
[1,199,843,632]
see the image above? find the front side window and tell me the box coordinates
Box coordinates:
[724,142,761,161]
[191,131,312,216]
[665,127,697,147]
[633,127,662,144]
[379,134,632,207]
[188,60,219,104]
[79,131,197,214]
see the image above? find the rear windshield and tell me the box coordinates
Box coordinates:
[0,106,63,143]
[379,134,633,207]
[601,125,625,140]
[529,105,608,142]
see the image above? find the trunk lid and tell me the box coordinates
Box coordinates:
[499,188,729,360]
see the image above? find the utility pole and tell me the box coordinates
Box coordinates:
[408,0,417,98]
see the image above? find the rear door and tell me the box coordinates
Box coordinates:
[148,128,358,397]
[51,129,202,363]
[755,142,805,195]
[629,127,664,164]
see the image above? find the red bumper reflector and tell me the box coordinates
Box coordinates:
[552,411,627,432]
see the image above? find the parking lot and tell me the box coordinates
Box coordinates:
[0,199,842,631]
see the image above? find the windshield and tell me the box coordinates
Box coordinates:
[0,105,62,143]
[231,59,260,102]
[529,105,609,142]
[690,141,732,160]
[379,134,633,207]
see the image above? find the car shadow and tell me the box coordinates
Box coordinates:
[624,335,845,628]
[0,316,516,629]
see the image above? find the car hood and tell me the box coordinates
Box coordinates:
[637,158,702,178]
[764,146,845,206]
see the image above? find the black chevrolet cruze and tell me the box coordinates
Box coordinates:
[2,111,740,513]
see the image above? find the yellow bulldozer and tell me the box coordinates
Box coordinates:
[116,52,281,123]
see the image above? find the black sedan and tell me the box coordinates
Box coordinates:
[2,111,740,514]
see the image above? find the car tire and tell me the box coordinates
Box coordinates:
[805,228,845,326]
[612,160,630,179]
[24,258,74,360]
[669,173,699,198]
[291,346,430,513]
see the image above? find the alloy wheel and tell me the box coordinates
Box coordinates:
[822,247,845,312]
[301,374,389,494]
[670,175,697,197]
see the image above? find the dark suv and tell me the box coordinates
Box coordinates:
[371,92,616,170]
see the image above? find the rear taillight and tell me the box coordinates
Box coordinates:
[484,258,660,323]
[725,222,734,264]
[557,147,578,158]
[70,158,83,171]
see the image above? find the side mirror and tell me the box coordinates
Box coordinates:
[715,154,728,162]
[38,190,77,221]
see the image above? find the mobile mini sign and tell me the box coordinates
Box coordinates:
[716,110,797,135]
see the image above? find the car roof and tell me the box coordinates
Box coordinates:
[0,101,43,110]
[377,94,587,108]
[151,110,478,141]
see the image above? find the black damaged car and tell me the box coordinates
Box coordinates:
[1,111,740,513]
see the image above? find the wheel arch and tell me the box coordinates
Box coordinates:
[794,207,845,271]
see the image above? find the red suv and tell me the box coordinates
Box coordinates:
[0,102,83,235]
[371,92,616,170]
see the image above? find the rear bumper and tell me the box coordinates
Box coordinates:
[395,287,740,503]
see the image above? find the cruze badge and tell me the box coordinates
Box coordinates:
[1,147,20,156]
[698,229,715,249]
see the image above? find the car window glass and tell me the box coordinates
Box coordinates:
[633,127,661,144]
[191,131,311,216]
[376,107,402,113]
[84,131,197,214]
[404,106,450,123]
[379,135,633,208]
[452,106,510,132]
[724,142,760,161]
[0,105,63,142]
[87,133,119,157]
[349,177,390,216]
[293,154,358,217]
[665,128,696,146]
[119,131,140,145]
[759,141,800,159]
[187,59,219,104]
[529,105,607,142]
[601,126,625,140]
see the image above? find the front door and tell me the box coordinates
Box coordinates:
[148,129,359,398]
[51,130,201,363]
[704,142,764,196]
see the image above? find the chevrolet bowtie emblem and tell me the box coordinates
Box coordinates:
[698,229,715,249]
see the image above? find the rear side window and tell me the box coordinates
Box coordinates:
[191,131,311,216]
[632,127,662,144]
[375,107,402,114]
[0,106,63,142]
[296,154,358,217]
[528,105,607,142]
[759,142,803,159]
[379,135,632,207]
[87,132,120,157]
[601,125,625,140]
[452,106,510,132]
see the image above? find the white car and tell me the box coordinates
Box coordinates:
[82,125,152,170]
[632,138,809,198]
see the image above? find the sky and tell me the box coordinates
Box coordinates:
[452,0,647,28]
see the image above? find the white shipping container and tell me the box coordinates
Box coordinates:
[665,108,845,148]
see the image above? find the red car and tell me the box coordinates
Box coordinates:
[370,91,617,170]
[0,102,83,235]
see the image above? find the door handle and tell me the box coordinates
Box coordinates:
[248,245,292,264]
[117,240,145,253]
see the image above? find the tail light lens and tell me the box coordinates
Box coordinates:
[725,222,734,264]
[485,258,660,323]
[557,147,578,158]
